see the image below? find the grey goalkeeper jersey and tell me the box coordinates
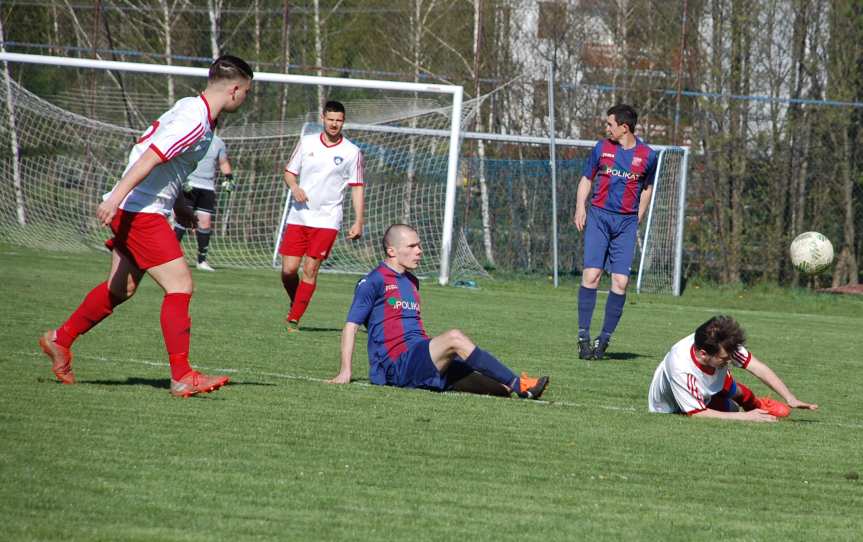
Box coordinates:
[186,134,227,191]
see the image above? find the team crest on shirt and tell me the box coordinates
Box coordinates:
[632,157,643,166]
[334,156,344,165]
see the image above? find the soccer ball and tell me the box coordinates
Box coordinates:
[789,231,834,275]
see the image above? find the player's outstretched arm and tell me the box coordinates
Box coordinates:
[347,185,364,240]
[692,408,778,422]
[746,357,819,410]
[328,322,360,384]
[572,176,593,232]
[97,148,163,225]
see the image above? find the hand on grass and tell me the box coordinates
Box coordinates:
[788,398,818,410]
[743,408,778,423]
[327,372,351,384]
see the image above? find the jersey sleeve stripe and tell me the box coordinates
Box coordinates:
[733,349,751,368]
[148,143,168,162]
[164,124,205,160]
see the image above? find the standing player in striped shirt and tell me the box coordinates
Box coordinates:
[573,104,658,360]
[38,55,253,397]
[329,224,549,399]
[279,100,365,331]
[648,315,818,421]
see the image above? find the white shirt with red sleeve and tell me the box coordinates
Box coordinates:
[285,132,364,230]
[648,333,752,415]
[103,95,214,215]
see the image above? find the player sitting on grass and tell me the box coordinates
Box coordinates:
[38,55,253,398]
[648,315,818,421]
[328,223,549,399]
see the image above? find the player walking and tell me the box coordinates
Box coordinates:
[278,100,365,331]
[173,133,235,271]
[38,55,253,397]
[329,224,549,399]
[648,315,819,421]
[573,104,658,360]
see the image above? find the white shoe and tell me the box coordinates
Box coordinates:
[196,261,216,272]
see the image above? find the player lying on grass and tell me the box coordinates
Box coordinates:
[648,315,818,422]
[38,55,253,398]
[328,223,549,399]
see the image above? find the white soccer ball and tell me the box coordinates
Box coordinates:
[790,231,834,275]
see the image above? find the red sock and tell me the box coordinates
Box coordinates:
[55,282,123,348]
[736,382,759,411]
[161,293,193,380]
[287,280,316,323]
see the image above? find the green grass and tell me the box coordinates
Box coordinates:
[1,243,862,541]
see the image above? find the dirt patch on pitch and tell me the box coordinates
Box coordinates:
[817,283,863,295]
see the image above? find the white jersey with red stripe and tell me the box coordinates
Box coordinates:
[648,333,751,414]
[103,95,214,215]
[284,132,364,230]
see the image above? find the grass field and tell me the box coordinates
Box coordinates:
[1,243,862,541]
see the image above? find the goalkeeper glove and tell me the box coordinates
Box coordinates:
[221,173,236,192]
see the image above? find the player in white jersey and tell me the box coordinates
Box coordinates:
[174,134,235,271]
[278,100,365,331]
[648,315,818,422]
[38,55,253,398]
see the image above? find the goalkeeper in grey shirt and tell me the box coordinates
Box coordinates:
[174,133,235,271]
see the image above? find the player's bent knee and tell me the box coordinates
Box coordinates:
[444,329,471,349]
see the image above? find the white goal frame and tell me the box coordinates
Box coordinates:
[0,52,465,285]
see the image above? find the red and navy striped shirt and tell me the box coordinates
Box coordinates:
[582,137,658,214]
[346,263,429,385]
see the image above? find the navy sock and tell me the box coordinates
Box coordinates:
[464,347,517,389]
[578,286,597,337]
[174,225,186,241]
[600,291,626,340]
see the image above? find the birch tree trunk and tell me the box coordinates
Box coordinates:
[313,0,324,110]
[208,0,221,59]
[473,0,495,266]
[159,0,175,104]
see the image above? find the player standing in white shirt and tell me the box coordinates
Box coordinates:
[648,315,818,421]
[278,100,365,331]
[38,55,253,397]
[174,133,235,271]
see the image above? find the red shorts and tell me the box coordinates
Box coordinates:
[278,224,339,260]
[104,210,183,270]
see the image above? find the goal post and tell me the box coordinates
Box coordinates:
[0,51,467,284]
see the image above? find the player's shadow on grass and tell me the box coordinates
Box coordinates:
[600,351,640,361]
[295,326,342,333]
[81,378,276,390]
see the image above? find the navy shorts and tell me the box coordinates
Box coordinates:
[389,339,473,391]
[583,205,639,276]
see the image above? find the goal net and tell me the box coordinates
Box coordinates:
[458,134,689,295]
[0,54,487,281]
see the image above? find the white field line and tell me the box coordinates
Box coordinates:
[15,351,857,429]
[13,350,638,411]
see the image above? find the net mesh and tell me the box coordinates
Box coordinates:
[460,140,687,294]
[0,70,487,280]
